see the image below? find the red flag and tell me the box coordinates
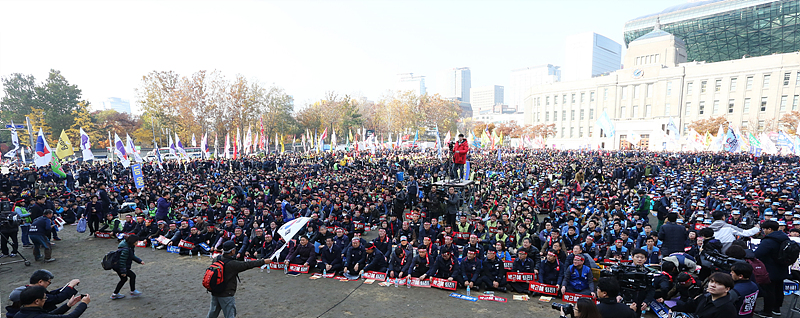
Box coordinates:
[259,117,265,150]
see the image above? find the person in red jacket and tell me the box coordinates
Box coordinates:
[452,134,469,180]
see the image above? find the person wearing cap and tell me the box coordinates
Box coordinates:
[361,242,388,274]
[659,213,688,257]
[476,247,507,292]
[343,238,366,276]
[558,253,595,297]
[424,249,462,286]
[205,240,270,318]
[6,269,81,318]
[387,246,410,280]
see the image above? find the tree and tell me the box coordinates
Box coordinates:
[0,73,38,124]
[28,107,52,140]
[687,116,729,135]
[35,70,82,135]
[65,101,102,148]
[778,111,800,134]
[529,123,556,138]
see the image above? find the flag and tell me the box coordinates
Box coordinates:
[201,133,208,158]
[224,133,230,159]
[413,130,418,147]
[55,130,74,159]
[153,140,163,168]
[712,125,725,152]
[175,133,188,159]
[259,117,265,150]
[747,132,761,153]
[50,156,66,178]
[794,136,800,155]
[108,131,113,162]
[444,131,451,145]
[79,128,94,161]
[168,135,176,156]
[280,135,285,154]
[319,128,328,151]
[596,110,616,138]
[4,122,19,159]
[244,127,252,154]
[233,129,239,159]
[191,133,197,147]
[349,129,353,145]
[331,128,337,151]
[704,132,713,147]
[126,134,144,162]
[760,133,778,155]
[214,133,219,158]
[490,129,498,149]
[470,131,481,148]
[114,133,130,167]
[34,128,53,167]
[268,217,312,260]
[724,126,741,153]
[777,131,794,152]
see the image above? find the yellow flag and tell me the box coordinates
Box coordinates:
[280,135,285,153]
[349,129,353,143]
[55,130,74,159]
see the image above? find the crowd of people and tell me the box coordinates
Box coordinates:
[2,139,800,318]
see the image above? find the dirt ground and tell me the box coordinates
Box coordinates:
[1,225,558,318]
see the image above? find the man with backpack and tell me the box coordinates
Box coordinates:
[754,220,798,318]
[204,240,270,318]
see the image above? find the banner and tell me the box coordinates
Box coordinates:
[362,271,387,281]
[409,277,431,288]
[431,277,457,290]
[269,262,286,270]
[79,128,94,161]
[4,121,19,159]
[562,292,595,303]
[131,164,145,189]
[55,130,74,159]
[114,133,130,167]
[506,272,536,282]
[449,293,478,302]
[503,260,514,270]
[288,264,309,273]
[479,295,508,302]
[529,282,559,296]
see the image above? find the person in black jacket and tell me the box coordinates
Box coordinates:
[319,237,343,274]
[111,235,144,300]
[410,247,433,278]
[361,242,387,273]
[206,240,270,318]
[284,236,316,270]
[476,247,507,292]
[672,272,737,318]
[658,213,687,256]
[509,250,536,293]
[387,247,410,279]
[13,285,90,318]
[343,238,366,276]
[596,277,636,318]
[423,250,461,284]
[460,248,482,290]
[536,250,561,286]
[753,220,790,317]
[5,270,80,318]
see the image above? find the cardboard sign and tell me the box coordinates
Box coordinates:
[409,277,431,288]
[198,242,211,252]
[288,264,310,273]
[431,277,457,290]
[506,272,536,282]
[503,260,514,270]
[785,280,799,293]
[156,235,171,245]
[489,227,499,234]
[95,232,113,239]
[562,292,594,303]
[167,246,181,254]
[479,295,507,302]
[386,278,407,286]
[354,222,365,231]
[529,282,559,296]
[453,232,470,241]
[178,240,195,249]
[362,271,387,281]
[650,300,671,318]
[321,273,335,278]
[135,240,147,247]
[269,262,286,270]
[449,293,478,302]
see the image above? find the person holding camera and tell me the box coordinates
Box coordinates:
[558,298,602,318]
[0,204,19,258]
[13,286,90,318]
[596,277,636,318]
[6,269,81,318]
[672,272,736,318]
[627,249,656,317]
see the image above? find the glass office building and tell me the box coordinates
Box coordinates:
[624,0,800,63]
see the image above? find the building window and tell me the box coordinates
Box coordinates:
[666,82,672,95]
[580,109,585,120]
[636,57,641,65]
[561,127,565,138]
[645,104,652,117]
[537,112,541,122]
[760,97,767,111]
[699,101,705,115]
[763,74,770,88]
[646,84,653,98]
[554,95,558,105]
[620,106,627,118]
[715,80,721,92]
[570,127,574,138]
[687,82,693,95]
[685,102,691,116]
[746,76,753,90]
[553,111,557,121]
[730,78,737,91]
[758,120,765,133]
[655,54,660,64]
[562,110,566,121]
[781,95,788,111]
[621,86,627,99]
[590,91,595,102]
[665,103,670,115]
[580,92,585,103]
[728,99,734,113]
[632,105,639,118]
[546,96,550,106]
[713,100,719,114]
[744,98,750,113]
[784,72,791,86]
[545,112,550,121]
[589,126,593,137]
[571,94,576,104]
[701,81,707,93]
[589,109,594,119]
[796,72,800,86]
[794,95,799,110]
[634,85,640,99]
[571,110,575,120]
[562,95,567,104]
[603,89,608,101]
[742,121,748,131]
[579,127,584,137]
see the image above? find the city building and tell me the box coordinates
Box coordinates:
[508,65,561,112]
[396,73,426,96]
[624,0,800,64]
[523,24,800,150]
[102,97,131,113]
[437,67,471,102]
[472,111,524,124]
[470,85,504,116]
[562,32,621,82]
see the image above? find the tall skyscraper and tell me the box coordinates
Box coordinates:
[437,67,471,102]
[562,32,621,82]
[470,85,504,115]
[509,65,561,112]
[102,97,131,113]
[396,73,426,96]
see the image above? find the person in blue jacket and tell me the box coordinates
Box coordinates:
[730,262,758,318]
[558,254,595,296]
[29,209,55,262]
[753,220,790,317]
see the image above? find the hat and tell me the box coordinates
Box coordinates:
[400,236,408,241]
[779,220,787,226]
[794,214,800,218]
[677,219,684,224]
[365,242,376,250]
[157,220,166,225]
[703,219,712,224]
[732,210,741,215]
[765,211,774,216]
[222,241,237,253]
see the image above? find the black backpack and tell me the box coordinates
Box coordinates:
[102,249,123,270]
[776,239,800,266]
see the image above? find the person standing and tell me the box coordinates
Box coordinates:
[658,213,687,256]
[451,134,469,180]
[155,192,171,222]
[16,199,32,248]
[444,187,460,228]
[0,207,19,258]
[111,235,145,300]
[206,240,270,318]
[29,209,55,262]
[754,220,790,318]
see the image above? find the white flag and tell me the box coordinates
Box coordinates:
[79,128,94,161]
[33,128,53,167]
[126,134,144,162]
[4,123,19,159]
[113,133,131,168]
[269,217,311,260]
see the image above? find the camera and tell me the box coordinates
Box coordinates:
[699,249,738,273]
[600,263,655,292]
[552,302,574,316]
[0,201,19,228]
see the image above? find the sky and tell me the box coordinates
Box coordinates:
[0,0,688,114]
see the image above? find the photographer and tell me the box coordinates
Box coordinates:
[596,277,636,318]
[6,269,80,318]
[0,201,19,258]
[627,249,656,317]
[450,134,469,180]
[672,272,736,318]
[559,298,602,318]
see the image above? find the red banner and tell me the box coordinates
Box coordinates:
[529,282,559,296]
[321,273,335,278]
[362,271,387,281]
[506,272,537,282]
[562,292,595,303]
[269,262,286,270]
[503,260,514,270]
[489,227,499,234]
[479,295,508,302]
[95,232,113,239]
[453,232,470,241]
[178,240,195,249]
[409,277,431,288]
[135,240,147,247]
[288,264,310,273]
[354,222,365,231]
[386,278,407,286]
[431,277,457,290]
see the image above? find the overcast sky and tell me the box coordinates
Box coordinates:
[0,0,686,114]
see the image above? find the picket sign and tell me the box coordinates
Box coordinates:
[386,278,407,286]
[135,240,147,247]
[321,273,335,278]
[409,277,431,288]
[431,277,457,291]
[178,240,195,249]
[503,260,514,270]
[95,232,113,239]
[479,295,508,303]
[362,271,387,281]
[449,293,478,302]
[269,262,286,270]
[453,232,470,241]
[529,282,559,296]
[167,246,181,254]
[156,235,171,245]
[198,243,211,252]
[288,264,310,273]
[562,292,595,303]
[506,272,536,282]
[649,300,671,318]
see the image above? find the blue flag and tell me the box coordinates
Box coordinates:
[778,131,794,152]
